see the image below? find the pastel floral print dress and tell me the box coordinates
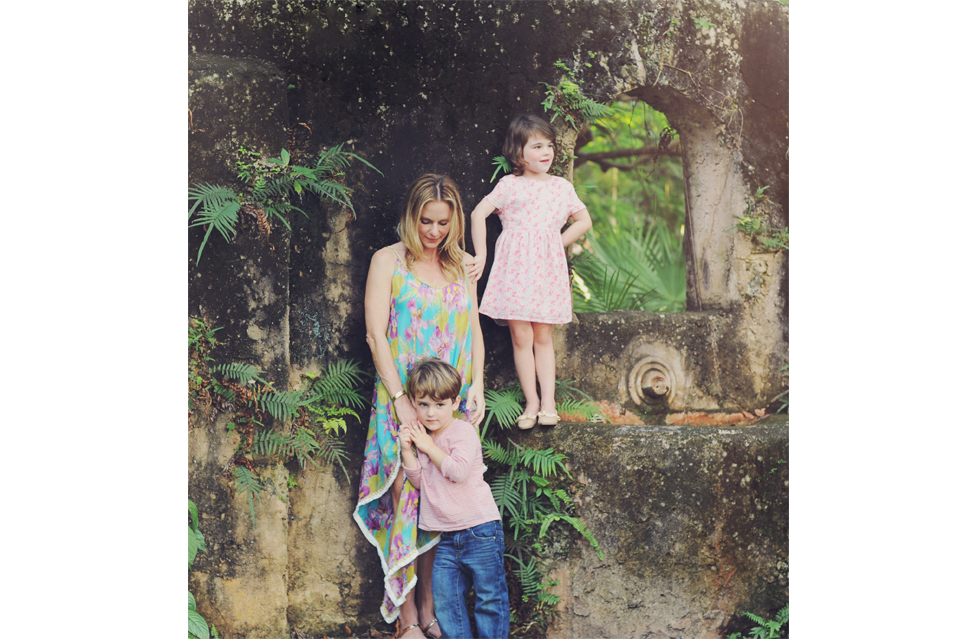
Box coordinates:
[353,246,475,623]
[478,174,586,325]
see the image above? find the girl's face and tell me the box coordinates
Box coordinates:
[417,200,452,250]
[521,133,554,178]
[414,394,456,434]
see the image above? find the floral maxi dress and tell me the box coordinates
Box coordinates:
[353,246,475,623]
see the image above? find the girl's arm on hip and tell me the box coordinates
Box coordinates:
[561,207,593,248]
[467,199,497,282]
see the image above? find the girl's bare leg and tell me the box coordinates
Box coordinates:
[391,473,427,638]
[508,320,540,416]
[532,322,556,415]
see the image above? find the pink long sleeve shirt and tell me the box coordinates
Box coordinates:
[402,418,502,532]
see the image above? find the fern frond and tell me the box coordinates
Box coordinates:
[489,473,523,521]
[255,389,304,422]
[482,387,524,436]
[214,362,265,385]
[304,359,369,410]
[775,605,788,623]
[518,445,570,478]
[554,378,592,401]
[188,183,237,219]
[188,194,242,264]
[232,466,263,528]
[557,398,607,423]
[538,513,603,560]
[253,429,293,458]
[483,440,520,467]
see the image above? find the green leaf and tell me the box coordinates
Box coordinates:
[188,610,210,639]
[188,591,196,612]
[281,149,290,165]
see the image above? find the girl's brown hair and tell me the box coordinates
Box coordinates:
[502,114,556,176]
[396,174,466,282]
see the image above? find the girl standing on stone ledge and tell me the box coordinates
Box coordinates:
[355,174,486,639]
[467,114,592,430]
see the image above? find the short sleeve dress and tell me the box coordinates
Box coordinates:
[352,246,475,623]
[478,174,586,324]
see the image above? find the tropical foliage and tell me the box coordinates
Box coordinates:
[480,381,606,636]
[188,317,368,527]
[726,604,789,639]
[188,143,381,263]
[189,500,217,639]
[572,100,687,313]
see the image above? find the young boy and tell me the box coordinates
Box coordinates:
[399,357,509,639]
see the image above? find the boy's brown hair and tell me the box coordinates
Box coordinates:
[502,114,556,175]
[407,357,462,402]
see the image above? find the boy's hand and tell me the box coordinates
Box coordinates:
[409,421,435,454]
[399,425,414,452]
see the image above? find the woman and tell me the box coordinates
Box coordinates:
[354,174,486,639]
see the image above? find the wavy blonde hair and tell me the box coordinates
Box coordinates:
[396,174,466,282]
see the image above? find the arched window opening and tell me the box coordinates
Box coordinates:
[571,98,686,313]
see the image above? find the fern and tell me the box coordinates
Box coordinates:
[232,466,263,528]
[188,144,380,264]
[538,513,603,560]
[304,359,369,410]
[187,184,242,264]
[490,155,512,182]
[481,386,524,437]
[505,553,543,603]
[556,398,606,423]
[214,362,266,385]
[255,389,304,422]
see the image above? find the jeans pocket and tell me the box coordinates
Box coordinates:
[467,520,500,541]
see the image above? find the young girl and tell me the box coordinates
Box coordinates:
[467,114,592,429]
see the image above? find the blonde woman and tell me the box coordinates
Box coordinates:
[354,174,485,638]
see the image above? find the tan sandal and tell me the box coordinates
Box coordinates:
[517,413,538,430]
[397,623,422,638]
[537,411,559,426]
[421,618,442,639]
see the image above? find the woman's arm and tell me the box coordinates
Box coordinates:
[561,207,593,248]
[364,247,418,426]
[466,278,486,426]
[467,199,497,282]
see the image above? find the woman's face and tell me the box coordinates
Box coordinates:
[417,200,452,250]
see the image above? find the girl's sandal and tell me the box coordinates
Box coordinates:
[517,413,538,430]
[537,411,559,426]
[421,618,442,639]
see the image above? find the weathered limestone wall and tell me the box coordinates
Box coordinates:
[187,2,788,637]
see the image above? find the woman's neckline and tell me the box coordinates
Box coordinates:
[391,243,457,289]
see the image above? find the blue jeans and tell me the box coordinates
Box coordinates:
[432,520,510,639]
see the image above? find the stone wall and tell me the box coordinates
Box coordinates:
[187,2,789,637]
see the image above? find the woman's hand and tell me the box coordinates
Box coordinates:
[393,394,419,429]
[465,252,486,283]
[466,383,486,427]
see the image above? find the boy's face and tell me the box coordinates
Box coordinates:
[414,393,456,433]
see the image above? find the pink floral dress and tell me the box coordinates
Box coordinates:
[478,174,586,324]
